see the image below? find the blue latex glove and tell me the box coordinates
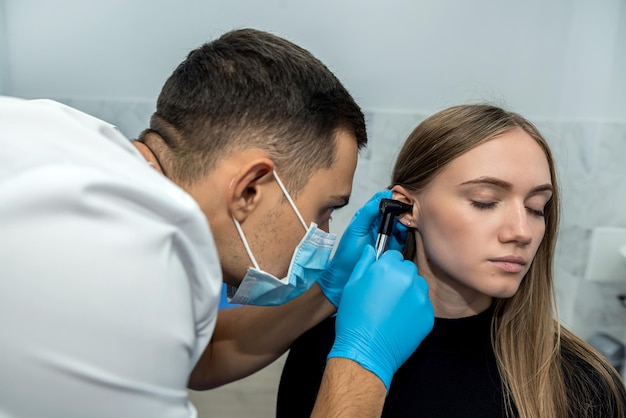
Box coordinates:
[328,245,434,391]
[317,190,408,307]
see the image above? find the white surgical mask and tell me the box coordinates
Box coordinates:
[227,171,337,306]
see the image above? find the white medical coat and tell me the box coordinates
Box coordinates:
[0,97,222,417]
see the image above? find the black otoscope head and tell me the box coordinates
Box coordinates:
[378,198,413,235]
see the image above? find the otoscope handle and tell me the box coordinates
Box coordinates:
[375,198,413,259]
[378,207,396,236]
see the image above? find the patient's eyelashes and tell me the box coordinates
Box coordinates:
[470,200,545,218]
[471,201,497,210]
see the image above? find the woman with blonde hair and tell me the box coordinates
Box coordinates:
[277,104,626,417]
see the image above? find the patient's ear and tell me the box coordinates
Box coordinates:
[391,185,419,228]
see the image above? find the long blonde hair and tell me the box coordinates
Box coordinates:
[392,104,625,417]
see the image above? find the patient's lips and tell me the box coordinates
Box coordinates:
[489,256,527,273]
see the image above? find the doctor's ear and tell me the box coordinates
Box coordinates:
[391,185,419,228]
[228,158,275,222]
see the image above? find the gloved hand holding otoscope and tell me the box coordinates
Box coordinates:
[317,191,412,307]
[318,190,434,391]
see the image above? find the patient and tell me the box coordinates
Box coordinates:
[276,104,626,417]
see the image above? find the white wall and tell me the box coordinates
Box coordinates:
[557,0,625,121]
[0,0,8,94]
[3,0,625,121]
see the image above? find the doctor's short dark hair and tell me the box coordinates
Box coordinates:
[138,28,367,192]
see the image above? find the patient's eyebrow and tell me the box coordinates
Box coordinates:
[460,177,512,190]
[459,177,553,194]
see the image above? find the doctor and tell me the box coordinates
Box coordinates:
[0,29,433,417]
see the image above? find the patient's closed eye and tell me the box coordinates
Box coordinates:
[471,201,497,210]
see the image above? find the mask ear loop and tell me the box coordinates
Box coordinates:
[228,176,262,270]
[273,170,308,230]
[232,217,261,270]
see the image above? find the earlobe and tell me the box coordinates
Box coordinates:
[227,158,275,222]
[391,185,419,227]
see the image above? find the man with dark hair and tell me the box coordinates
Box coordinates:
[0,28,433,417]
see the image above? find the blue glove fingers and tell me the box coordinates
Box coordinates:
[346,244,377,285]
[346,190,391,234]
[386,218,408,252]
[329,248,434,390]
[317,190,391,307]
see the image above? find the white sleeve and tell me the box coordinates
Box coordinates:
[0,164,221,418]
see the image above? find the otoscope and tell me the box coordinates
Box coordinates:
[375,198,413,259]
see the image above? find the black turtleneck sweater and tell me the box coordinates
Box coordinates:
[277,304,626,417]
[277,304,510,417]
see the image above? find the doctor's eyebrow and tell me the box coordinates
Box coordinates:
[459,177,553,195]
[328,195,350,209]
